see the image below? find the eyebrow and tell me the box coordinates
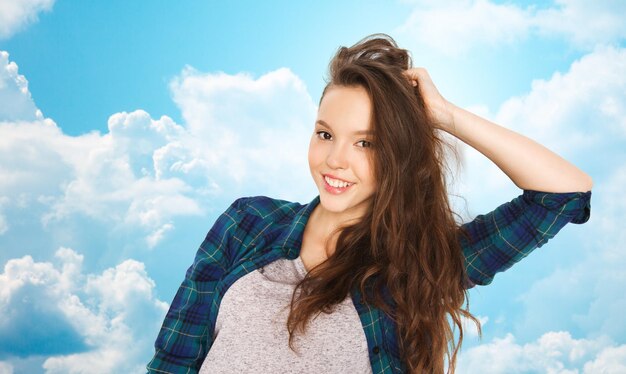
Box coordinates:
[315,120,373,136]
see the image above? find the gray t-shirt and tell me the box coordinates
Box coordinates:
[199,256,373,373]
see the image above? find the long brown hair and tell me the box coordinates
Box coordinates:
[287,33,479,373]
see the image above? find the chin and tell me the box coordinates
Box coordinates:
[319,196,351,213]
[319,194,367,216]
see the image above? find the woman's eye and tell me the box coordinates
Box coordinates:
[356,140,372,148]
[316,131,332,140]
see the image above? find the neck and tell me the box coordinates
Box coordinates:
[309,200,366,257]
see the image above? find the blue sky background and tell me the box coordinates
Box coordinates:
[0,1,625,373]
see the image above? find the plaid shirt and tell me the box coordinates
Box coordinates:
[147,189,591,373]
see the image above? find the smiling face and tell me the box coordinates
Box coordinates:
[308,84,376,221]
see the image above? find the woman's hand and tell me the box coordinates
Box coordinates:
[403,67,456,133]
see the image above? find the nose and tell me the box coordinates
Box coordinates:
[326,142,349,169]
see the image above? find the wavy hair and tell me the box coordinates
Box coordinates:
[286,33,479,373]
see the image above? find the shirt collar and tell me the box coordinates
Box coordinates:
[275,195,320,259]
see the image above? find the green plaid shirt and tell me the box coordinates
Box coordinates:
[147,189,591,373]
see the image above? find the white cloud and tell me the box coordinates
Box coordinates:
[0,54,318,248]
[396,0,626,55]
[458,331,624,373]
[37,110,204,246]
[169,66,317,198]
[42,257,168,374]
[0,362,13,374]
[0,51,42,121]
[0,248,167,373]
[0,0,54,39]
[496,45,626,145]
[583,345,626,374]
[0,196,8,235]
[0,115,201,247]
[0,215,6,235]
[397,0,531,55]
[145,223,173,249]
[534,0,626,49]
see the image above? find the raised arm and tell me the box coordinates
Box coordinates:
[404,68,593,193]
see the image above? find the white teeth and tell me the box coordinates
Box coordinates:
[324,176,353,188]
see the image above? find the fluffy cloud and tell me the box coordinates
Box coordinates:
[0,196,8,235]
[37,110,204,247]
[458,331,626,373]
[169,66,316,198]
[0,362,13,374]
[495,45,626,148]
[397,0,531,55]
[0,114,201,248]
[0,249,87,357]
[583,345,626,374]
[396,0,626,55]
[0,53,317,248]
[533,0,626,48]
[0,248,167,373]
[0,51,42,122]
[0,0,55,39]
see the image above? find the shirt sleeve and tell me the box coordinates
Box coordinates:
[147,197,247,373]
[459,189,591,287]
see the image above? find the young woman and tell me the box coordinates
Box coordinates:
[147,34,592,373]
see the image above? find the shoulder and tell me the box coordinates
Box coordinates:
[230,195,306,223]
[221,196,309,256]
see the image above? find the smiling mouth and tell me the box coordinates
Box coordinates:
[322,175,355,195]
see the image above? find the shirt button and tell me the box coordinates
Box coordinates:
[372,346,380,354]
